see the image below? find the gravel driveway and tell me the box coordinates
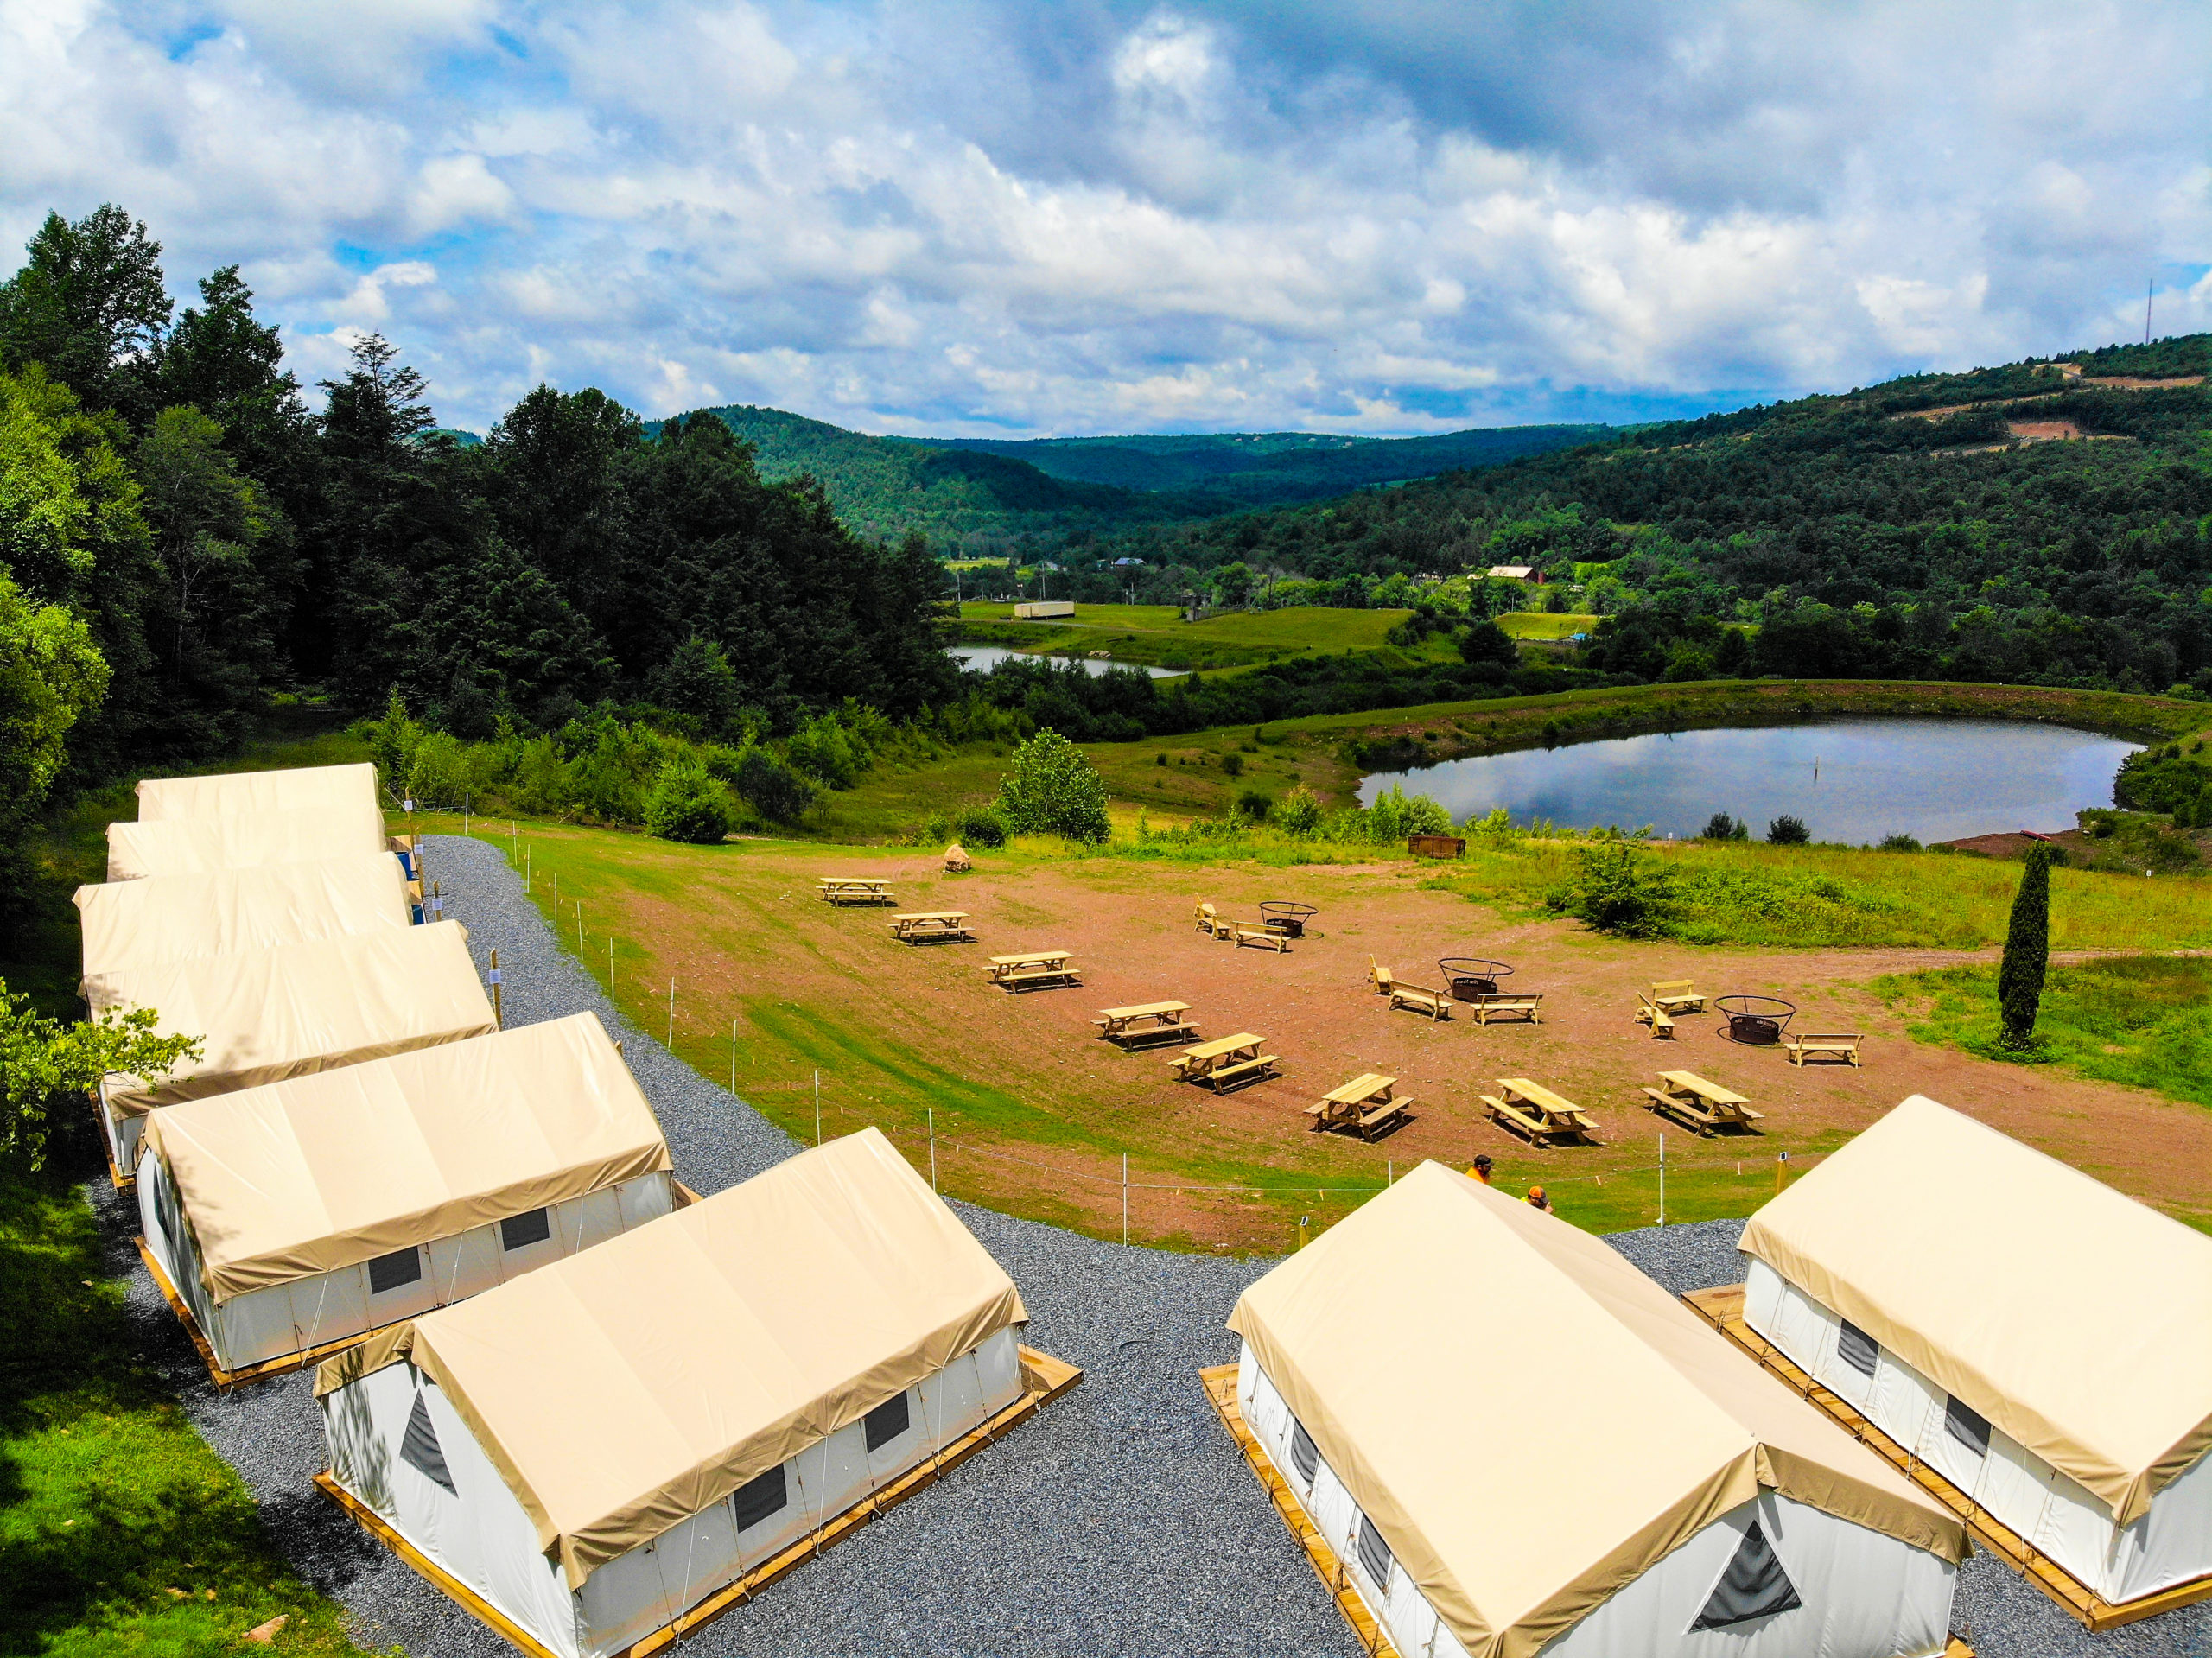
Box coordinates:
[91,835,2209,1656]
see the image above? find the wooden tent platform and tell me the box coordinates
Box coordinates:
[1682,1284,2212,1632]
[1199,1364,1402,1658]
[137,1234,393,1392]
[318,1345,1083,1658]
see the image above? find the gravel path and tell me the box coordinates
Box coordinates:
[89,835,2209,1656]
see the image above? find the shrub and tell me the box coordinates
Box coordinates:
[1998,844,2055,1050]
[1154,752,1167,765]
[1236,788,1273,821]
[1274,784,1322,835]
[1548,843,1675,938]
[957,806,1008,848]
[1701,812,1750,841]
[644,758,736,844]
[1219,752,1244,777]
[1367,784,1452,843]
[734,745,817,823]
[1766,815,1810,845]
[996,730,1111,842]
[1878,832,1922,852]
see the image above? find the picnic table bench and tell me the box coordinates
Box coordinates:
[1783,1032,1863,1067]
[1466,993,1543,1026]
[819,876,895,906]
[1093,1001,1199,1046]
[1168,1032,1280,1093]
[1481,1077,1600,1147]
[1641,1070,1764,1136]
[889,910,973,943]
[1232,924,1291,953]
[1306,1072,1412,1140]
[1635,979,1707,1038]
[985,950,1081,992]
[1368,961,1452,1020]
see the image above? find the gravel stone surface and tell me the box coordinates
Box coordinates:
[88,835,2209,1656]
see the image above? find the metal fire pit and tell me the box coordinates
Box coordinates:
[1716,995,1796,1045]
[1438,957,1515,1002]
[1258,900,1319,938]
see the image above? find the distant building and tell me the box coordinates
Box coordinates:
[1112,557,1147,570]
[1485,565,1542,583]
[1014,600,1076,619]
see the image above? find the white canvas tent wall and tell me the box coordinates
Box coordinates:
[317,1128,1028,1658]
[136,762,381,822]
[1738,1093,2212,1604]
[92,922,497,1178]
[107,802,390,881]
[1228,1162,1963,1658]
[75,854,416,990]
[137,1013,673,1375]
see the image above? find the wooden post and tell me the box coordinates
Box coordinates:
[552,871,559,917]
[575,901,582,955]
[1658,1131,1666,1227]
[814,1070,821,1146]
[1120,1154,1128,1246]
[1298,1214,1310,1251]
[606,937,613,997]
[463,793,470,835]
[928,1109,938,1191]
[1386,1160,1393,1185]
[666,978,675,1048]
[429,880,443,922]
[487,949,502,1029]
[729,1021,737,1092]
[524,848,531,893]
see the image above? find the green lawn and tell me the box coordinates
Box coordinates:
[951,601,1439,671]
[1875,956,2212,1107]
[1494,611,1599,640]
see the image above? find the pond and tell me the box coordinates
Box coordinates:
[1356,718,2140,843]
[947,645,1182,678]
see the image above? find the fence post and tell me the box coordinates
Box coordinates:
[814,1070,822,1146]
[607,937,613,998]
[487,948,502,1029]
[928,1109,938,1192]
[576,901,583,956]
[1298,1214,1310,1251]
[524,848,531,893]
[463,793,470,835]
[1658,1131,1667,1227]
[729,1020,737,1092]
[666,979,675,1048]
[1121,1153,1128,1247]
[1777,1149,1789,1194]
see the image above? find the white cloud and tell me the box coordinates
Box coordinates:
[0,0,2206,435]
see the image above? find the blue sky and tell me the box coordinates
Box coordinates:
[3,1,2208,437]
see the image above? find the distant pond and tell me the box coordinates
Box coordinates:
[1356,718,2140,844]
[947,645,1182,679]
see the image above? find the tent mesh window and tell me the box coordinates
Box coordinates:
[1357,1515,1394,1589]
[731,1464,787,1532]
[368,1246,423,1294]
[864,1392,912,1452]
[499,1207,552,1251]
[1836,1318,1878,1378]
[401,1391,457,1494]
[1690,1518,1802,1631]
[1945,1395,1992,1458]
[1290,1422,1320,1485]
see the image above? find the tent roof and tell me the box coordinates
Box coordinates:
[136,762,380,822]
[95,922,497,1121]
[106,804,389,881]
[144,1014,669,1301]
[1228,1162,1961,1658]
[319,1128,1027,1590]
[1739,1094,2212,1525]
[75,855,413,988]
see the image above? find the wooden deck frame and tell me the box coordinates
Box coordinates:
[319,1345,1083,1658]
[137,1235,389,1392]
[1199,1364,1402,1658]
[1681,1285,2212,1633]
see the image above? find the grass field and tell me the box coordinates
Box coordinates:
[1876,956,2212,1108]
[950,601,1449,672]
[1494,612,1599,640]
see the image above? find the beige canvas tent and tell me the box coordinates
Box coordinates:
[75,854,416,989]
[318,1128,1033,1658]
[93,922,497,1178]
[1227,1162,1963,1658]
[107,802,391,881]
[136,1013,673,1382]
[136,761,381,822]
[1739,1093,2212,1608]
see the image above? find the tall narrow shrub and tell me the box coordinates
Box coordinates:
[1997,844,2055,1050]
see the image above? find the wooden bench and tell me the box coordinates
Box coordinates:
[1481,1077,1600,1147]
[1195,899,1220,935]
[986,950,1079,992]
[1641,1070,1764,1136]
[1094,1001,1198,1046]
[1467,994,1543,1026]
[1389,981,1453,1020]
[1635,993,1675,1038]
[889,911,973,943]
[1233,925,1291,954]
[1784,1032,1863,1067]
[1306,1073,1413,1140]
[1648,979,1707,1015]
[1169,1032,1279,1092]
[819,877,895,906]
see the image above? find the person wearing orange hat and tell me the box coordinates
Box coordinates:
[1465,1153,1493,1185]
[1524,1185,1553,1214]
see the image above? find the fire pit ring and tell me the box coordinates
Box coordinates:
[1438,957,1515,1002]
[1716,994,1796,1045]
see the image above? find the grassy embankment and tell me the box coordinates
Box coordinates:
[1876,957,2212,1109]
[0,720,378,1658]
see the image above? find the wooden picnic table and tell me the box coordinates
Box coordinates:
[1306,1072,1413,1140]
[1481,1077,1600,1147]
[889,910,973,943]
[1784,1032,1863,1068]
[1641,1069,1764,1136]
[984,950,1080,992]
[1168,1032,1279,1092]
[1094,1001,1198,1046]
[819,876,896,905]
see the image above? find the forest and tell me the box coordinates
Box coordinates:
[0,205,956,898]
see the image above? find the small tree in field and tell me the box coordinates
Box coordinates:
[2,988,202,1169]
[1998,844,2055,1050]
[996,730,1111,843]
[645,755,736,843]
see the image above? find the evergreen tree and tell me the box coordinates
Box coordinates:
[652,634,740,733]
[0,205,171,419]
[1997,844,2055,1050]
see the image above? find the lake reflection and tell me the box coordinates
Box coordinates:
[1357,718,2139,843]
[948,645,1182,678]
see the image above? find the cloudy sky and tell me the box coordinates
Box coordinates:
[4,0,2208,436]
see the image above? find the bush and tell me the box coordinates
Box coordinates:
[645,758,736,843]
[734,745,818,823]
[1274,784,1322,835]
[1236,788,1273,821]
[1459,619,1519,667]
[1878,832,1922,852]
[1548,843,1675,938]
[996,731,1111,843]
[1767,815,1810,845]
[1701,812,1750,841]
[1998,844,2055,1050]
[1366,784,1452,843]
[957,806,1008,848]
[1219,752,1244,777]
